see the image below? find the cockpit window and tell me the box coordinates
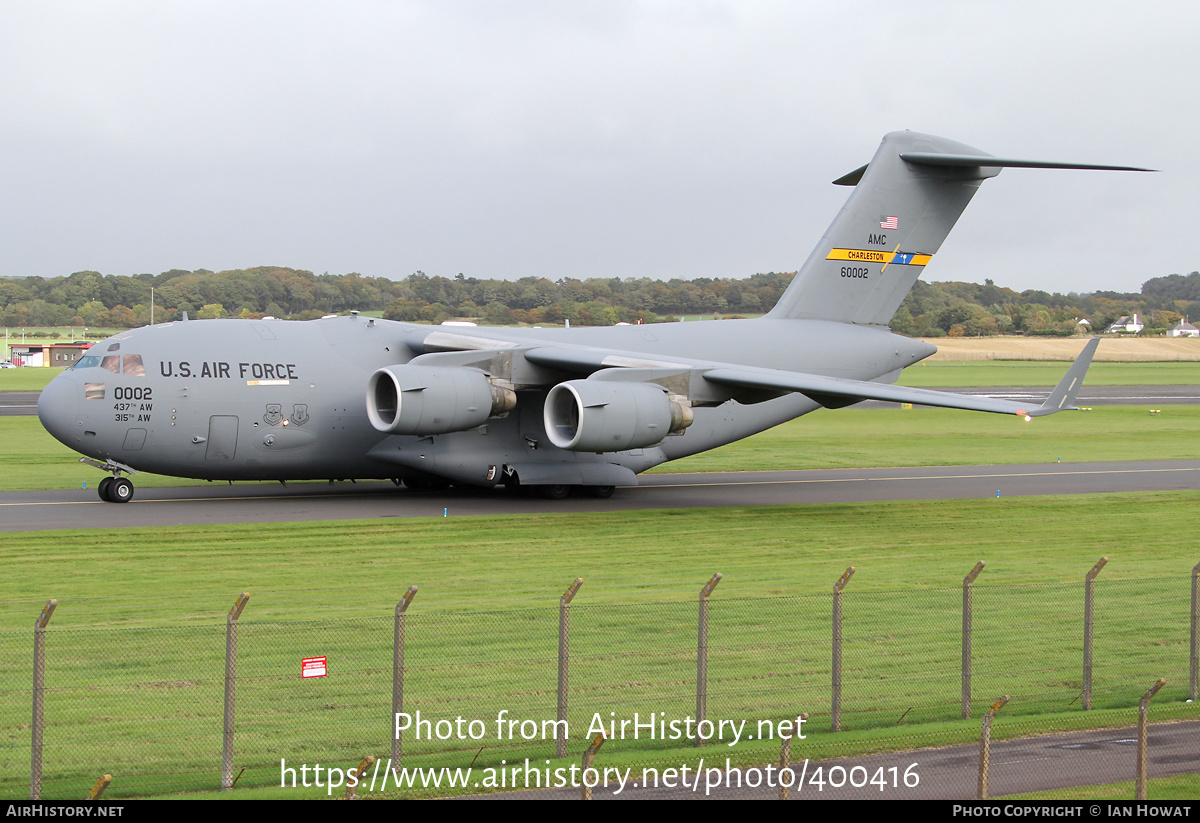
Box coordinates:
[122,355,145,376]
[85,383,105,400]
[73,353,144,375]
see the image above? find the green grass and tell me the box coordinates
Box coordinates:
[654,404,1199,473]
[4,403,1197,492]
[899,361,1200,387]
[1,495,1198,798]
[0,367,60,391]
[6,494,1198,621]
[3,327,119,342]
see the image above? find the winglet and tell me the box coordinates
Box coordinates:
[1027,338,1100,417]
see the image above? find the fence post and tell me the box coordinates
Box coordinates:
[832,567,855,732]
[696,573,722,744]
[778,712,806,801]
[392,586,418,773]
[1190,562,1198,703]
[581,732,606,800]
[30,599,56,801]
[222,592,249,791]
[1136,679,1166,801]
[85,775,111,801]
[346,755,375,800]
[977,695,1009,799]
[962,561,985,719]
[557,578,583,758]
[1082,557,1107,710]
[778,734,792,801]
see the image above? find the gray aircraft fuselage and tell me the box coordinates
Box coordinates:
[37,315,931,486]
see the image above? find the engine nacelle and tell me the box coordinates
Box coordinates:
[544,380,693,452]
[367,365,516,435]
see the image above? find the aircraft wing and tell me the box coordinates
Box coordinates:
[520,337,1099,418]
[522,346,698,372]
[703,337,1099,417]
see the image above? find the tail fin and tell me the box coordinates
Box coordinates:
[767,131,1152,325]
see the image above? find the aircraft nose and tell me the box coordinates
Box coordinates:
[37,374,80,447]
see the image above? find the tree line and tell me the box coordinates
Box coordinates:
[1,266,1198,336]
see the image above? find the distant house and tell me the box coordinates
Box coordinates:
[1168,320,1200,338]
[8,342,93,368]
[1104,314,1144,334]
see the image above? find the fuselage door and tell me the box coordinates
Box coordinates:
[205,415,239,461]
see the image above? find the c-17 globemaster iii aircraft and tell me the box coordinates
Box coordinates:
[38,131,1150,502]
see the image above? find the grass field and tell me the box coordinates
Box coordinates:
[0,367,62,391]
[923,336,1200,362]
[1,494,1198,799]
[4,493,1199,621]
[898,360,1200,387]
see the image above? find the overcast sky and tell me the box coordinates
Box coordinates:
[1,1,1195,295]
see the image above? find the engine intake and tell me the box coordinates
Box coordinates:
[544,380,693,452]
[367,365,516,435]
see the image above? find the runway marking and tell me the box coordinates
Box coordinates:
[644,465,1200,489]
[2,465,1197,507]
[0,491,394,507]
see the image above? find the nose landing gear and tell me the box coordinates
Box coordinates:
[97,476,135,503]
[82,458,138,504]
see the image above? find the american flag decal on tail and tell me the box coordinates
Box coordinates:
[880,215,899,230]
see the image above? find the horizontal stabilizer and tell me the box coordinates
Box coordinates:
[900,153,1157,173]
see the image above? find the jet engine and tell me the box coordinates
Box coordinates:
[544,380,693,452]
[366,365,516,435]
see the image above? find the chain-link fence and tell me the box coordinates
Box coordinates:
[2,562,1197,800]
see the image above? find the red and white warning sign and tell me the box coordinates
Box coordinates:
[301,656,327,678]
